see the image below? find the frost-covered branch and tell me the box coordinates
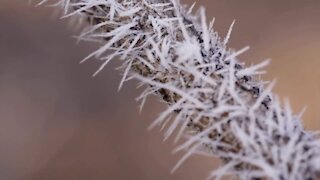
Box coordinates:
[38,0,320,179]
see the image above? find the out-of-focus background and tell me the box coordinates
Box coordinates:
[1,0,320,179]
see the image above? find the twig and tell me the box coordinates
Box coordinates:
[37,0,320,179]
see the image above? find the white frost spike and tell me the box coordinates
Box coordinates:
[237,59,271,77]
[148,97,186,131]
[200,7,210,52]
[92,51,119,76]
[209,17,215,33]
[81,22,137,63]
[38,0,320,179]
[171,143,201,173]
[187,2,196,14]
[118,60,133,91]
[119,7,142,17]
[224,20,235,45]
[225,46,250,61]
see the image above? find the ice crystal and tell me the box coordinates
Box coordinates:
[38,0,320,179]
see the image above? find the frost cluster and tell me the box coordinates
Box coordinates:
[39,0,320,179]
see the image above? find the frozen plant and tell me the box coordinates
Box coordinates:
[37,0,320,179]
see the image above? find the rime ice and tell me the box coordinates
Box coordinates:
[39,0,320,179]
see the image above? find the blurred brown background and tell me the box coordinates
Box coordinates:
[1,0,320,179]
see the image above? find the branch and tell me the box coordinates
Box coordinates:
[37,0,320,179]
